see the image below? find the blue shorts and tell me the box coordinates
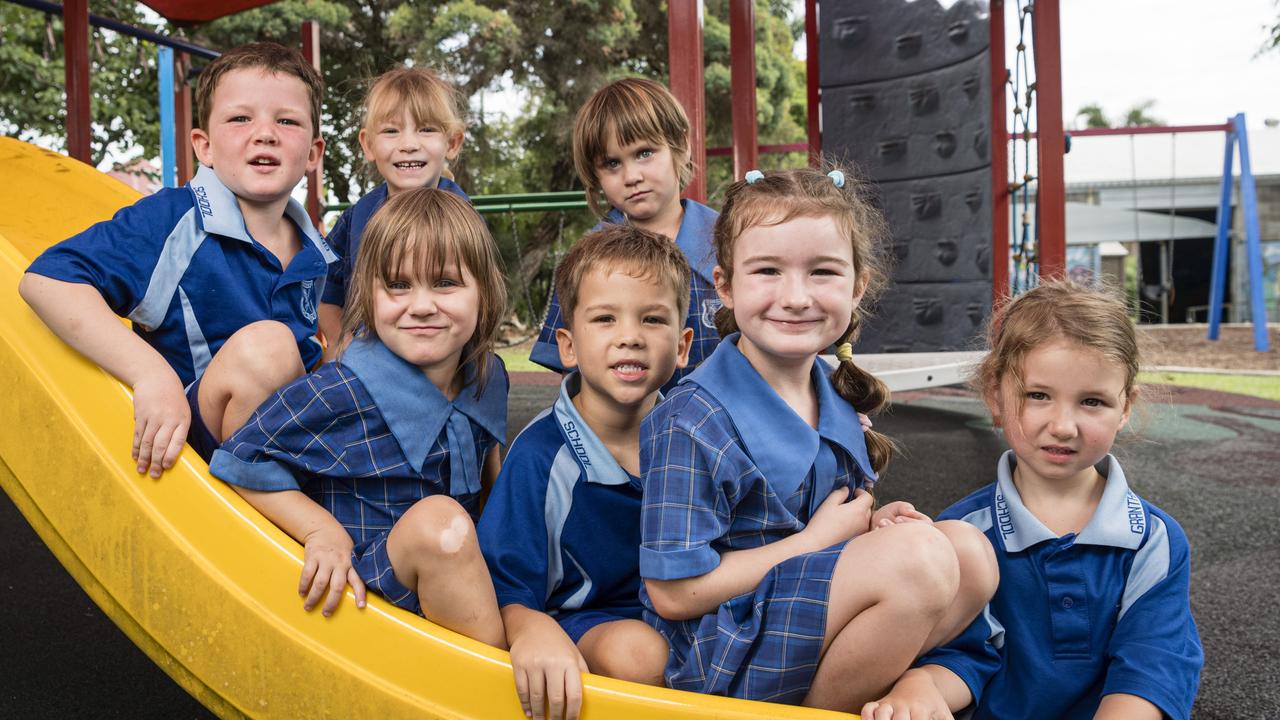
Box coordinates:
[352,530,420,614]
[184,375,220,462]
[557,608,642,644]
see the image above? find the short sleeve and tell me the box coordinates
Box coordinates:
[209,366,360,492]
[477,436,553,611]
[1101,512,1203,720]
[320,206,354,306]
[917,606,1004,705]
[638,396,737,581]
[26,192,174,318]
[528,288,567,373]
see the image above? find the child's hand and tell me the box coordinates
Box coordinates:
[509,616,589,720]
[860,668,954,720]
[299,525,366,617]
[870,501,932,530]
[131,372,191,478]
[804,487,875,549]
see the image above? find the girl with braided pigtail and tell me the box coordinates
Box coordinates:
[639,166,998,712]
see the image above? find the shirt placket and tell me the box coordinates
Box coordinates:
[1043,538,1091,659]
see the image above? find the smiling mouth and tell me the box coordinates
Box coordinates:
[249,157,280,167]
[611,361,649,380]
[394,161,428,170]
[626,190,649,201]
[1042,445,1076,456]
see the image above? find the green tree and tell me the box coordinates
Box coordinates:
[0,2,163,165]
[1075,103,1109,129]
[1121,99,1161,127]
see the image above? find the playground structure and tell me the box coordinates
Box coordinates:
[1,0,1274,717]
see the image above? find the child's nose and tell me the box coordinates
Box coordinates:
[1048,407,1078,438]
[253,121,279,144]
[408,288,437,314]
[779,275,812,309]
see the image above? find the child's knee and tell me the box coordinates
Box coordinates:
[879,523,961,612]
[399,495,478,559]
[589,622,668,685]
[217,321,304,385]
[935,520,999,600]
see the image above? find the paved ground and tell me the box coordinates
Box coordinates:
[3,378,1277,718]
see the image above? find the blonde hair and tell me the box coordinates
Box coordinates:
[363,67,465,164]
[975,280,1139,416]
[340,189,507,392]
[713,166,895,474]
[553,224,692,329]
[572,77,694,216]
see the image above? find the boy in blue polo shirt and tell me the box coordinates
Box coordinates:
[862,282,1201,720]
[479,224,692,720]
[20,42,332,476]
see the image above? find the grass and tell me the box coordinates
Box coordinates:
[496,346,552,373]
[1139,371,1280,402]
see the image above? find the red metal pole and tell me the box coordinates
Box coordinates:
[667,0,707,202]
[63,0,92,163]
[805,0,821,165]
[729,0,759,179]
[1031,0,1065,280]
[990,0,1009,303]
[1012,123,1231,141]
[301,20,324,230]
[175,52,194,185]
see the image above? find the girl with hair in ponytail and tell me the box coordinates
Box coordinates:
[638,167,999,712]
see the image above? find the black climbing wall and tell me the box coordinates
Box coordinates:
[819,0,992,352]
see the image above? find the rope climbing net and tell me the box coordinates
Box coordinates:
[1007,0,1038,294]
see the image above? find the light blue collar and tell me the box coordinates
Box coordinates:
[994,451,1145,552]
[603,198,718,286]
[188,164,336,264]
[339,338,507,495]
[552,372,636,487]
[684,335,876,496]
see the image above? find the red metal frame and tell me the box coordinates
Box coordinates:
[1012,123,1231,141]
[301,20,324,229]
[63,0,91,163]
[667,0,707,202]
[805,0,821,165]
[729,0,758,178]
[1030,0,1065,280]
[175,51,194,185]
[990,0,1009,304]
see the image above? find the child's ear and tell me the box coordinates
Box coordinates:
[446,131,464,161]
[852,270,870,307]
[674,326,694,369]
[1120,386,1137,427]
[191,127,212,166]
[713,265,733,310]
[306,136,325,173]
[983,387,1004,428]
[357,127,373,162]
[555,327,580,370]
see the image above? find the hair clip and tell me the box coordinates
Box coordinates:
[744,170,765,184]
[828,170,846,188]
[835,342,854,362]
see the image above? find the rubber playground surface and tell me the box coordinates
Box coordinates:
[3,374,1277,719]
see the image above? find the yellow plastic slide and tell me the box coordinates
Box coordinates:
[0,138,852,719]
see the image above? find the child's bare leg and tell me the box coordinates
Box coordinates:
[577,619,668,685]
[386,495,507,649]
[802,523,959,711]
[922,520,999,650]
[199,320,305,441]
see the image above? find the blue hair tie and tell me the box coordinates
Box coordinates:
[744,170,764,184]
[828,170,846,188]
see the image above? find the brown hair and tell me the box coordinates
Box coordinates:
[363,66,465,141]
[196,42,324,139]
[974,280,1140,418]
[572,77,694,216]
[553,224,692,329]
[712,166,895,474]
[340,188,507,392]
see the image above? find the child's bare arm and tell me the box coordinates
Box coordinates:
[501,603,588,720]
[229,486,367,616]
[317,302,345,362]
[20,274,188,477]
[646,488,873,620]
[1094,694,1162,720]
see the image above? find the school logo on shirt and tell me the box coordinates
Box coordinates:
[193,185,213,218]
[995,490,1014,539]
[700,298,723,329]
[562,420,591,467]
[300,279,317,322]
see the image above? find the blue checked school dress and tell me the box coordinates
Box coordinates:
[529,199,723,394]
[638,335,878,704]
[210,337,507,614]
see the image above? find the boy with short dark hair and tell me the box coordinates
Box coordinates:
[20,42,332,476]
[479,224,692,720]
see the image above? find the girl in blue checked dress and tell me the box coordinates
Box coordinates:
[211,188,508,648]
[639,168,1000,711]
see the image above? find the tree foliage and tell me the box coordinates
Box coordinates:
[1073,100,1162,129]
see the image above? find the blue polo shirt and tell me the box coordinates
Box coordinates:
[530,199,722,394]
[478,372,647,637]
[27,165,335,388]
[321,178,469,308]
[919,451,1202,720]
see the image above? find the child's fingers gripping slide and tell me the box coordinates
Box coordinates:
[509,619,589,720]
[299,526,367,617]
[130,372,191,478]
